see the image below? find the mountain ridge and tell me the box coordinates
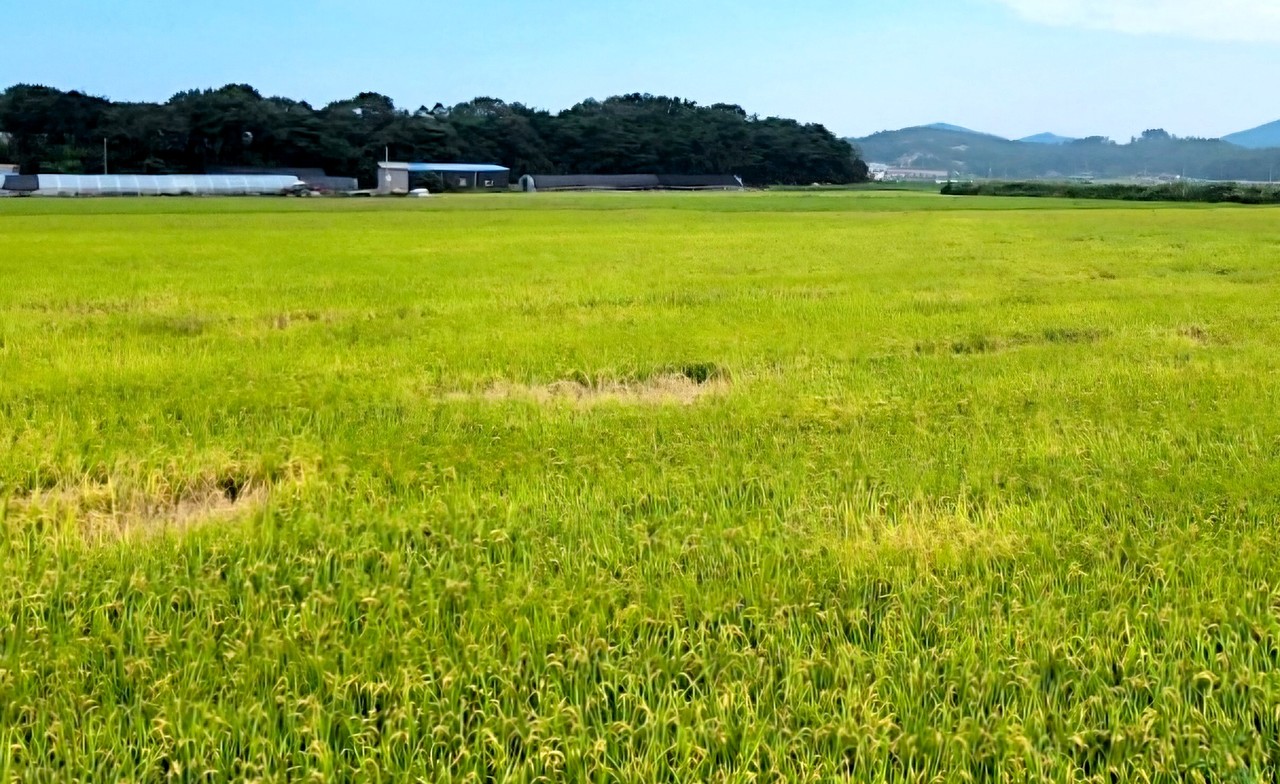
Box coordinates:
[850,123,1280,181]
[1019,132,1075,145]
[921,122,1003,138]
[1222,120,1280,150]
[857,121,1280,150]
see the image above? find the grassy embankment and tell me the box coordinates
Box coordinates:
[2,191,1280,781]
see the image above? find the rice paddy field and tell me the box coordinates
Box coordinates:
[2,191,1280,781]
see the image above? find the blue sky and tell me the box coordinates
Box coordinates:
[4,0,1280,141]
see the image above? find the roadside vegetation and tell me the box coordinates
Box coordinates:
[944,179,1280,204]
[3,192,1279,780]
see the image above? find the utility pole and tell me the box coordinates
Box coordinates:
[103,138,108,175]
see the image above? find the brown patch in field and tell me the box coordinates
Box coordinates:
[269,310,330,330]
[832,504,1023,565]
[1176,324,1213,345]
[871,517,1020,559]
[912,326,1107,357]
[1039,326,1106,345]
[472,373,729,406]
[7,481,266,539]
[909,291,975,316]
[914,335,1008,356]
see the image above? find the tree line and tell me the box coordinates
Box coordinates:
[0,84,867,186]
[1009,130,1280,182]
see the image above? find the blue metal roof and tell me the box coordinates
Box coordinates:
[381,162,509,173]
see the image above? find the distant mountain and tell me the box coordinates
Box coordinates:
[1222,120,1280,150]
[1019,133,1075,145]
[922,123,1004,138]
[851,125,1280,181]
[853,125,1024,171]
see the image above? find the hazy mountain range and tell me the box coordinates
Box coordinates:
[1222,120,1280,150]
[852,121,1280,181]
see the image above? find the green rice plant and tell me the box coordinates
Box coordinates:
[1,191,1279,781]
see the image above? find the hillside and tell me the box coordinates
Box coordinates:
[1020,132,1075,145]
[853,125,1280,181]
[1222,120,1280,150]
[922,122,1000,137]
[853,126,1021,172]
[854,126,1059,177]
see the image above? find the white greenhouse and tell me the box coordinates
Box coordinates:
[2,174,306,197]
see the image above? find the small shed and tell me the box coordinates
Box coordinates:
[377,162,510,194]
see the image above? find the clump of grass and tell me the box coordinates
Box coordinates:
[139,315,207,337]
[1041,326,1105,344]
[670,361,729,384]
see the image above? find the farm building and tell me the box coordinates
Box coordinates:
[519,174,744,192]
[0,174,306,197]
[209,167,357,193]
[880,167,951,182]
[377,162,510,194]
[0,165,17,196]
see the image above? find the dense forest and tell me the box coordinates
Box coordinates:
[0,84,866,186]
[856,126,1280,182]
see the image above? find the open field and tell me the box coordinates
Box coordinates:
[3,191,1280,781]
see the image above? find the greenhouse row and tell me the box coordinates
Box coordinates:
[0,174,306,197]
